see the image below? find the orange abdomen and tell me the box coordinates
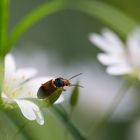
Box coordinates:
[37,79,57,99]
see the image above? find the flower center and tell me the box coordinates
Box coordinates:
[11,85,25,98]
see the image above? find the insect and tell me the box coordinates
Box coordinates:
[37,73,83,99]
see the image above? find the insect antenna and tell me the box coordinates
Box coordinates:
[69,73,83,80]
[70,84,84,88]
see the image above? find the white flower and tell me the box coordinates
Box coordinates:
[89,28,140,79]
[2,54,64,125]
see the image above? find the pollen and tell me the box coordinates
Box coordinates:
[28,90,32,96]
[22,75,26,80]
[19,86,24,91]
[12,91,17,97]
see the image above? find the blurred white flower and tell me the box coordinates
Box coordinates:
[89,28,140,79]
[1,54,63,125]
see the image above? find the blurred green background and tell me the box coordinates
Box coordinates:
[1,0,140,140]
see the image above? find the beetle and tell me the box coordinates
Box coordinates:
[37,73,83,99]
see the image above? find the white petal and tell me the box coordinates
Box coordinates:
[1,92,7,99]
[89,33,112,52]
[17,77,53,99]
[15,100,44,125]
[89,30,124,53]
[106,65,131,75]
[97,53,126,65]
[101,29,124,51]
[54,95,64,104]
[5,54,16,79]
[8,68,38,90]
[127,28,140,67]
[15,68,37,80]
[34,108,44,125]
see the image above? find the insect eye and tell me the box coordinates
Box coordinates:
[54,78,64,87]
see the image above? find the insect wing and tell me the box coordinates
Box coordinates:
[37,80,57,99]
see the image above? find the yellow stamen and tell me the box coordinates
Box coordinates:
[28,90,32,96]
[12,91,17,97]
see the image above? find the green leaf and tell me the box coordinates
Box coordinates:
[6,0,138,54]
[52,106,86,140]
[69,0,138,37]
[70,85,79,107]
[29,87,63,108]
[0,0,9,56]
[45,87,63,105]
[7,0,66,54]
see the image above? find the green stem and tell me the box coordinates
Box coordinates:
[4,110,34,140]
[11,121,29,140]
[64,128,69,140]
[52,105,86,140]
[87,81,131,139]
[7,0,66,53]
[0,0,9,103]
[0,57,4,106]
[0,0,9,56]
[68,0,138,37]
[6,0,138,53]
